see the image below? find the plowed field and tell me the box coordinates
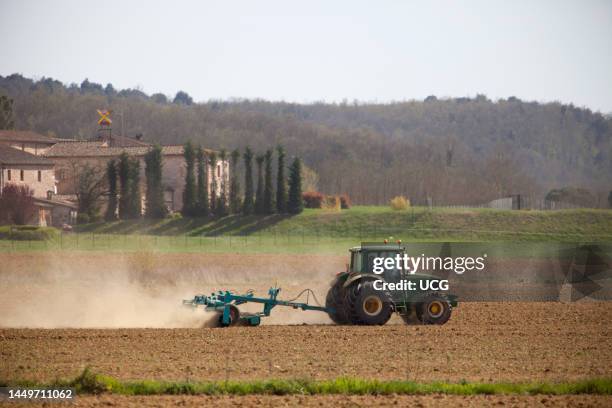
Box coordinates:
[1,252,611,407]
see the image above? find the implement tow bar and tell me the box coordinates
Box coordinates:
[183,287,331,327]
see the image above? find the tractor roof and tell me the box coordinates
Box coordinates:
[351,243,406,252]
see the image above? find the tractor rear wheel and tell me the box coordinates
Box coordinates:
[416,293,452,325]
[344,280,393,325]
[218,304,240,327]
[325,279,350,324]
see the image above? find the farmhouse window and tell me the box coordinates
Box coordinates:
[38,170,42,181]
[7,169,11,180]
[20,170,24,181]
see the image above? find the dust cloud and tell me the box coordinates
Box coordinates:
[0,252,342,328]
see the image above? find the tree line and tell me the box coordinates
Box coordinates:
[181,143,303,218]
[1,74,610,207]
[99,144,303,222]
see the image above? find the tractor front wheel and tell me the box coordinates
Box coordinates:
[416,294,452,325]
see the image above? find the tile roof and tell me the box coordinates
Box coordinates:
[0,145,54,165]
[33,197,78,209]
[43,141,191,158]
[0,130,58,144]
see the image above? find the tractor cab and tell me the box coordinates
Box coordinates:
[349,242,406,282]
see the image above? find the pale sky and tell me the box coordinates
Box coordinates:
[1,0,611,112]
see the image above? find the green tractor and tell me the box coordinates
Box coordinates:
[326,242,458,325]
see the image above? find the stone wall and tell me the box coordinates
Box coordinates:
[0,164,55,198]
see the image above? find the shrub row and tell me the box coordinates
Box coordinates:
[0,225,59,241]
[302,192,351,210]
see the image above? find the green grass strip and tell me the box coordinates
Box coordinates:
[3,369,612,396]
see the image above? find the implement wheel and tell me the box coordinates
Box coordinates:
[416,293,452,325]
[344,280,393,325]
[325,278,350,324]
[218,305,240,327]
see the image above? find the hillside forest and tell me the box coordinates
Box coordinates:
[1,74,610,206]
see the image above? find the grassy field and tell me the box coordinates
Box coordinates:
[76,206,612,241]
[1,207,610,253]
[5,369,612,396]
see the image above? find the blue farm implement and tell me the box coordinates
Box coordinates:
[183,242,458,327]
[183,287,329,327]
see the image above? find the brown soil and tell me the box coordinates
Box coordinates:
[1,252,611,407]
[7,394,612,408]
[1,302,611,383]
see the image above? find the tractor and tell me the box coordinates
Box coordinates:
[326,241,458,325]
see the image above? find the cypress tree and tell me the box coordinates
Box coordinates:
[229,149,241,214]
[105,159,118,221]
[255,154,265,215]
[217,149,228,216]
[263,149,275,214]
[287,157,303,214]
[182,141,196,216]
[128,158,141,218]
[242,147,254,215]
[275,145,287,213]
[209,152,218,215]
[196,147,209,217]
[144,145,167,219]
[118,152,130,219]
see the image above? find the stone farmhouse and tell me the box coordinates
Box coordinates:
[0,130,228,223]
[0,143,76,226]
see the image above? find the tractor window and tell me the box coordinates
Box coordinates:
[366,252,380,274]
[350,252,362,273]
[366,251,402,276]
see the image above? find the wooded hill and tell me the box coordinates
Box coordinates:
[1,74,610,206]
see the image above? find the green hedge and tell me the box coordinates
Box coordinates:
[0,225,59,241]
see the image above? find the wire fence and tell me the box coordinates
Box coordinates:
[1,225,611,253]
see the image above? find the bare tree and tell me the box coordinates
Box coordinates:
[70,162,107,223]
[0,184,34,225]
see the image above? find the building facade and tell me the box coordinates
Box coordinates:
[44,140,228,213]
[0,130,228,217]
[0,145,56,198]
[0,144,75,227]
